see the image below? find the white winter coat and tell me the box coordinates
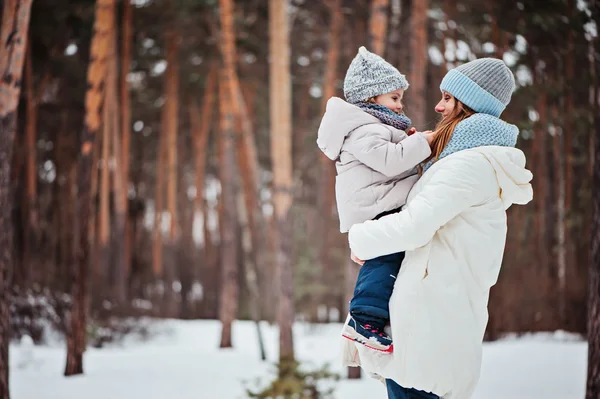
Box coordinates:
[317,97,432,233]
[343,146,534,398]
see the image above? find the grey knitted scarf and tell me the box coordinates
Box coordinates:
[356,102,412,131]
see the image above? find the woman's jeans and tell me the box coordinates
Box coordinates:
[386,380,439,399]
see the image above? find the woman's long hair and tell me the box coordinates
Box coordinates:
[425,100,476,165]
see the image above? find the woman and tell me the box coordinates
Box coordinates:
[341,58,534,399]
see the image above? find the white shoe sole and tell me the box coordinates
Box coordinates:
[342,324,393,353]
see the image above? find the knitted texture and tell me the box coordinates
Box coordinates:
[423,113,518,171]
[344,46,409,104]
[356,102,412,131]
[440,58,515,117]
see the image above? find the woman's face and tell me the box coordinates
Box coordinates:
[375,89,405,114]
[435,91,456,117]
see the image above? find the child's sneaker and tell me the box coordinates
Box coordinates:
[342,317,393,353]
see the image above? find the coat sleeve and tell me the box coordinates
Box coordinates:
[348,152,496,260]
[346,128,432,177]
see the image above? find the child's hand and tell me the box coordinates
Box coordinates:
[351,252,365,266]
[406,127,417,136]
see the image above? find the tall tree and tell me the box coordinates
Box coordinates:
[120,0,133,282]
[0,1,33,395]
[165,21,179,242]
[107,25,127,304]
[189,63,216,224]
[65,0,114,376]
[23,45,47,286]
[217,70,239,348]
[588,87,600,399]
[588,3,600,395]
[409,0,429,129]
[152,127,165,278]
[217,0,267,346]
[99,66,111,277]
[369,0,389,55]
[316,0,341,312]
[269,0,294,363]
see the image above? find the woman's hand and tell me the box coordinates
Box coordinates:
[406,127,417,136]
[351,252,365,266]
[423,130,436,146]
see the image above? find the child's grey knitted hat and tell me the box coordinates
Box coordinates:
[440,58,515,117]
[343,46,409,104]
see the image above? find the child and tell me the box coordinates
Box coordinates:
[317,46,434,353]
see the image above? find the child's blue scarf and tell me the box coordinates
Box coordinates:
[356,102,412,131]
[422,113,519,172]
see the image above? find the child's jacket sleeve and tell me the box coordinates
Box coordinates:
[345,126,431,177]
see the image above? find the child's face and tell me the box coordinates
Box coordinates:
[374,89,405,114]
[435,91,456,117]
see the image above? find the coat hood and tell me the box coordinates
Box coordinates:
[317,97,380,160]
[472,146,533,209]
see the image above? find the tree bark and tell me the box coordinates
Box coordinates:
[65,0,114,377]
[409,0,429,129]
[551,105,567,326]
[120,0,133,288]
[165,24,179,242]
[218,0,267,352]
[588,75,600,399]
[190,63,216,219]
[217,70,240,349]
[22,43,41,286]
[0,0,33,395]
[107,27,127,304]
[269,0,295,363]
[99,66,111,280]
[152,131,164,278]
[532,67,550,283]
[316,0,342,311]
[369,0,389,56]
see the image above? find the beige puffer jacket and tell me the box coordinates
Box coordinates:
[317,97,432,233]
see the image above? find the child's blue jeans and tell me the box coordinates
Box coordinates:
[386,380,439,399]
[348,251,404,330]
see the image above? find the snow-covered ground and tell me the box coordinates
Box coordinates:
[10,320,587,399]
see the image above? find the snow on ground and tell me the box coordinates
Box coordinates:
[10,320,587,399]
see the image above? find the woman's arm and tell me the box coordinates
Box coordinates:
[348,151,496,260]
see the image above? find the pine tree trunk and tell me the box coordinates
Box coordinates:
[409,0,429,129]
[587,86,600,399]
[152,134,164,278]
[532,68,550,285]
[551,105,567,326]
[65,0,114,377]
[189,71,216,316]
[217,70,240,348]
[369,0,389,55]
[23,44,37,286]
[0,0,33,395]
[120,0,133,289]
[99,68,111,284]
[316,0,341,313]
[165,23,179,242]
[162,21,179,317]
[108,28,127,304]
[269,0,295,363]
[218,0,267,352]
[190,63,216,219]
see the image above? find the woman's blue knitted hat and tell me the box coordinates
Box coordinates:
[440,58,515,117]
